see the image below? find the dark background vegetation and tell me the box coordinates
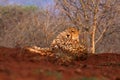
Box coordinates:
[0,0,119,53]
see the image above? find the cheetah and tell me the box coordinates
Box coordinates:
[25,27,87,58]
[50,27,87,57]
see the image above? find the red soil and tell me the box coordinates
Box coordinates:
[0,47,120,80]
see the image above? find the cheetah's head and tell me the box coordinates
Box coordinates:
[66,27,79,41]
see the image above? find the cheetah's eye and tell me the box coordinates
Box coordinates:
[71,30,75,32]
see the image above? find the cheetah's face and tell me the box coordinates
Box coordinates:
[67,27,79,41]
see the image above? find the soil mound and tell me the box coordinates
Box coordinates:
[0,47,120,80]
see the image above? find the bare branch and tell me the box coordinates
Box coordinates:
[95,26,109,44]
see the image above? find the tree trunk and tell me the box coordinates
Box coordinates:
[91,7,98,54]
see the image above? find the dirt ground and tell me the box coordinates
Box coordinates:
[0,47,120,80]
